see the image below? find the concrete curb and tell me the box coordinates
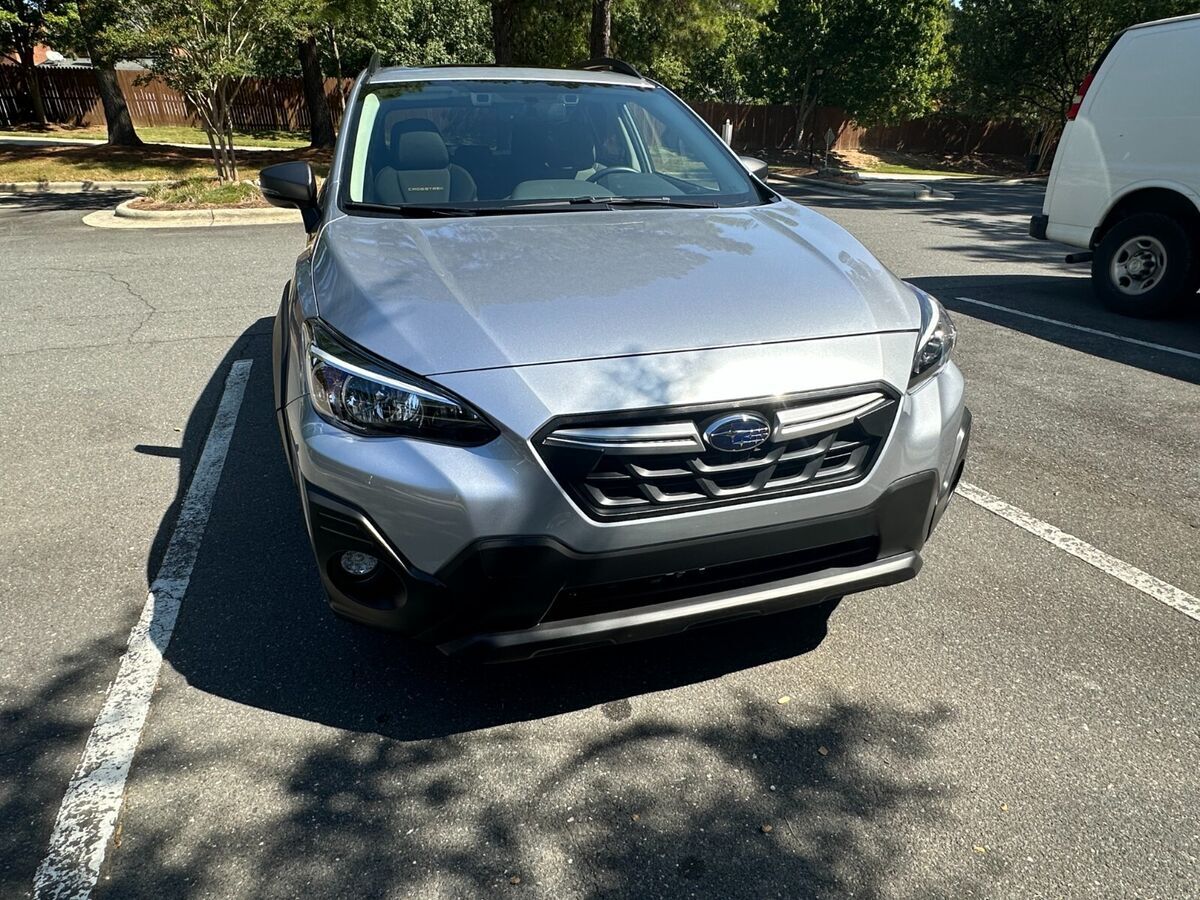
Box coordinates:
[856,172,1048,185]
[83,197,301,229]
[856,171,977,182]
[0,180,166,194]
[772,173,954,201]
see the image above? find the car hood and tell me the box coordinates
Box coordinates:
[311,200,920,376]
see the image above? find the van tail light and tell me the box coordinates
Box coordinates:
[1067,72,1095,120]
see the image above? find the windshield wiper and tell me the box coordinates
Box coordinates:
[457,196,720,214]
[343,195,720,219]
[344,200,477,218]
[566,195,719,209]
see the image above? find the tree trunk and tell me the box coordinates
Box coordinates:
[298,34,335,149]
[196,98,225,181]
[19,44,47,125]
[491,0,516,65]
[328,24,348,112]
[589,0,612,58]
[92,61,142,146]
[219,79,238,182]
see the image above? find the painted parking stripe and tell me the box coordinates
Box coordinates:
[33,359,253,900]
[957,480,1200,624]
[954,296,1200,362]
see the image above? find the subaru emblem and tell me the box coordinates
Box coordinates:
[703,413,771,453]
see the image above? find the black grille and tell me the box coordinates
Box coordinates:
[536,387,899,521]
[545,536,879,622]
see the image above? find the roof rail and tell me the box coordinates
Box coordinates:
[573,57,643,79]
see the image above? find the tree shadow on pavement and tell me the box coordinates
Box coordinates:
[0,635,128,897]
[0,191,136,213]
[913,274,1200,385]
[98,690,968,899]
[785,180,1063,266]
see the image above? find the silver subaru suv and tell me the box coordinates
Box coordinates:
[260,58,970,661]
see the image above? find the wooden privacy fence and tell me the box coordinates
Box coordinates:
[0,64,1032,157]
[690,99,1033,159]
[0,66,353,132]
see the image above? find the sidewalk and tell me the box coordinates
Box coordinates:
[769,171,955,201]
[857,171,1047,185]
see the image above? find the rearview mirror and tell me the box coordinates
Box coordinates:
[259,161,319,231]
[738,155,769,181]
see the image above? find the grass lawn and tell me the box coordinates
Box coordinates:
[832,147,1029,178]
[131,177,269,210]
[0,143,330,184]
[0,123,309,149]
[859,162,980,178]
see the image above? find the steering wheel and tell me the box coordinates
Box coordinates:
[586,167,642,184]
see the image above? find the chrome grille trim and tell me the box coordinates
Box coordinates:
[773,391,889,441]
[535,385,900,521]
[543,422,703,454]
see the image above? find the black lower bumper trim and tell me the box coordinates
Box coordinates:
[1029,213,1049,240]
[441,552,921,662]
[301,467,944,658]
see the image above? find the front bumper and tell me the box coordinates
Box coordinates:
[282,336,970,660]
[302,468,955,661]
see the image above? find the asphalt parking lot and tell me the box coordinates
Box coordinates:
[2,180,1197,899]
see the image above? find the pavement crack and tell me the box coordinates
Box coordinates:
[38,264,159,342]
[102,270,158,342]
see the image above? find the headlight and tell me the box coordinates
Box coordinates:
[305,319,498,445]
[908,287,957,390]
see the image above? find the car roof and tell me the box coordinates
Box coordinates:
[367,65,653,89]
[1125,11,1200,32]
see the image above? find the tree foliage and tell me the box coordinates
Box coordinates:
[46,0,147,144]
[756,0,951,130]
[950,0,1197,164]
[951,0,1197,123]
[1,0,74,123]
[612,0,771,95]
[16,0,1197,163]
[143,0,278,180]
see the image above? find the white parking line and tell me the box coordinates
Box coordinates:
[954,296,1200,362]
[33,359,253,900]
[957,480,1200,624]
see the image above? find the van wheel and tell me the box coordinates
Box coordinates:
[1092,213,1195,318]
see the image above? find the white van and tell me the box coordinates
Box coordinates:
[1030,13,1200,317]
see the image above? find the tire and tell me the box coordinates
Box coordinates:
[1091,213,1196,318]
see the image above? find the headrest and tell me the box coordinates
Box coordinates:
[389,117,439,150]
[543,122,595,171]
[394,130,450,171]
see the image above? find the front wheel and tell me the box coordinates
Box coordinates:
[1091,213,1196,318]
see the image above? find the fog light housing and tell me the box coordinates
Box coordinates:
[340,550,379,578]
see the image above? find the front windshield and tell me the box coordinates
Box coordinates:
[340,78,760,211]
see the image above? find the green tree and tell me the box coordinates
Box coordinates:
[143,0,275,180]
[264,0,379,148]
[950,0,1197,164]
[610,0,770,90]
[0,0,73,124]
[48,0,145,144]
[322,0,491,73]
[757,0,951,145]
[665,8,765,101]
[483,0,768,90]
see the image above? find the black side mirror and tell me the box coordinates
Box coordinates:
[260,161,319,232]
[738,155,769,182]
